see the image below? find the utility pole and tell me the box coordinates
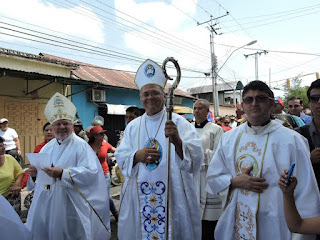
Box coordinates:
[244,50,268,80]
[198,13,228,117]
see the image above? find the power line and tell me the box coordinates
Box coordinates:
[221,3,320,23]
[91,0,209,54]
[224,10,320,33]
[64,0,209,57]
[223,6,320,28]
[163,0,200,24]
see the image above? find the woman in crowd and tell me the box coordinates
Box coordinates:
[22,122,54,190]
[0,118,23,164]
[89,125,119,221]
[34,122,54,153]
[279,170,320,234]
[0,136,24,215]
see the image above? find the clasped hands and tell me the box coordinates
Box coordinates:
[231,166,269,193]
[29,165,63,179]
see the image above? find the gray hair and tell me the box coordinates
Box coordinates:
[194,99,210,111]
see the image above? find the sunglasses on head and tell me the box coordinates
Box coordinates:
[242,96,273,104]
[309,95,320,103]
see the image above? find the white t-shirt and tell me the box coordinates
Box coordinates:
[0,128,18,151]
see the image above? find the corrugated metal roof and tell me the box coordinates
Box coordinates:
[187,81,244,94]
[41,53,194,99]
[0,48,78,68]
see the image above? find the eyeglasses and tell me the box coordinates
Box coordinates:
[242,96,273,104]
[224,122,230,125]
[288,105,300,108]
[309,95,320,103]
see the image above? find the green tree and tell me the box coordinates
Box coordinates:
[283,76,309,107]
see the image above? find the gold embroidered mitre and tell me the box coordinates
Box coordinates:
[44,92,76,124]
[135,59,167,89]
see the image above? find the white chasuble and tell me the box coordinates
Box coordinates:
[193,122,224,221]
[26,133,111,240]
[115,108,203,240]
[206,121,320,240]
[233,133,269,239]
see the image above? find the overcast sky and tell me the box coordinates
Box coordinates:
[0,0,319,96]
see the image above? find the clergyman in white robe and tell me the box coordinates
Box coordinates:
[192,121,224,221]
[206,120,320,240]
[115,108,204,240]
[26,133,111,240]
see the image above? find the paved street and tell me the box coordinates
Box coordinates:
[110,181,121,240]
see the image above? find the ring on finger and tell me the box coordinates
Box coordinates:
[147,156,152,161]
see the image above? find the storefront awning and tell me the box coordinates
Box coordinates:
[173,106,193,114]
[106,104,134,115]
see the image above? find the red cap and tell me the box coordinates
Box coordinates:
[90,125,107,135]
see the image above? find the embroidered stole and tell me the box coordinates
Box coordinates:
[234,133,269,239]
[137,114,168,240]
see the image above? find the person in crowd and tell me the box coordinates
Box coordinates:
[229,115,238,129]
[73,119,89,142]
[0,136,24,215]
[89,125,118,221]
[214,116,223,128]
[272,97,299,129]
[21,122,54,190]
[296,79,320,190]
[236,102,245,119]
[273,96,285,114]
[206,80,320,239]
[221,116,232,131]
[0,118,23,164]
[303,106,312,116]
[125,106,141,124]
[92,115,108,142]
[115,59,204,239]
[193,99,224,240]
[34,122,54,153]
[288,96,312,125]
[26,92,111,240]
[0,194,32,240]
[279,170,320,234]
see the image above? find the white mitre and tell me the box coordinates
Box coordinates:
[44,92,76,124]
[135,59,167,89]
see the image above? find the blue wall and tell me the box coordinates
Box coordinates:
[71,85,195,127]
[71,86,142,128]
[72,85,98,129]
[182,98,194,120]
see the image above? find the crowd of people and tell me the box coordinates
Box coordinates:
[1,58,320,240]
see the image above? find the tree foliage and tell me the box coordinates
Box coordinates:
[283,76,309,107]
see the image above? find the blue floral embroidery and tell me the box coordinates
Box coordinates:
[140,181,166,240]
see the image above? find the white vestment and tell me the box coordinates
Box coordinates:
[193,121,224,220]
[206,120,320,240]
[26,133,111,240]
[115,108,204,240]
[0,195,32,240]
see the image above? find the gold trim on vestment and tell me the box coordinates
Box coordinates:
[66,169,111,235]
[256,133,270,237]
[234,132,270,239]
